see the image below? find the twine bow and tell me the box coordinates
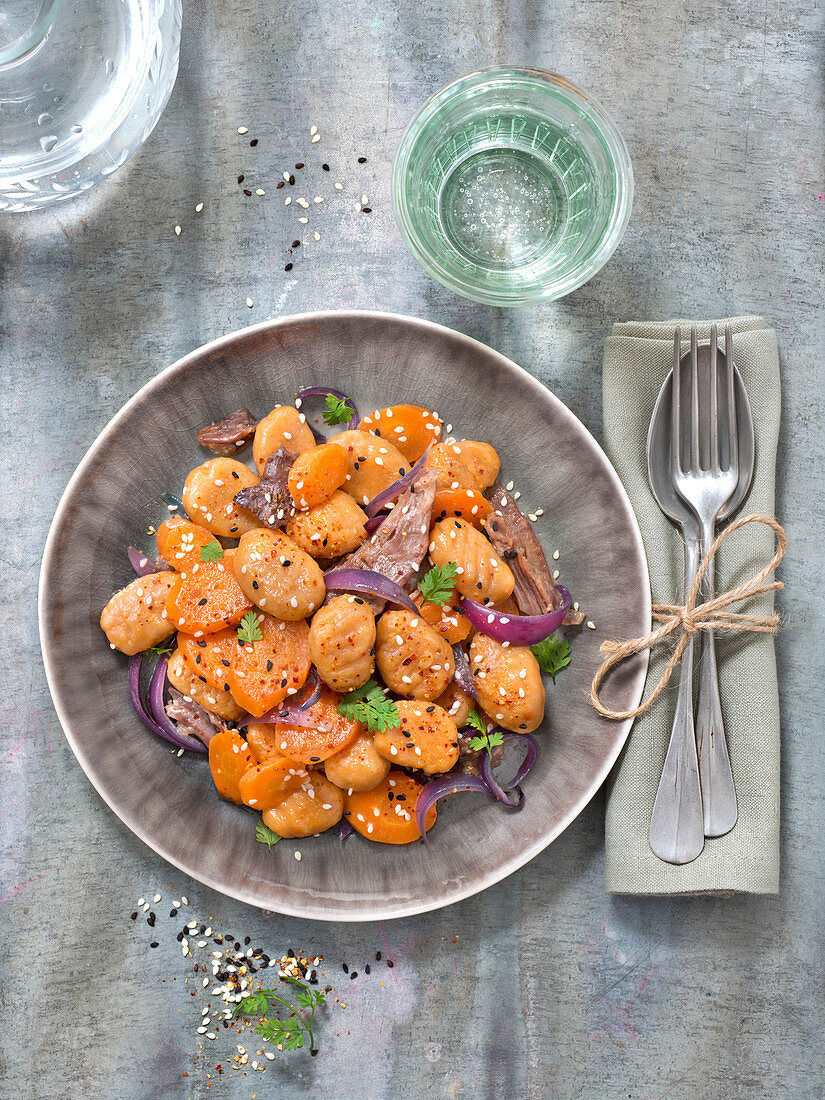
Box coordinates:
[590,514,786,720]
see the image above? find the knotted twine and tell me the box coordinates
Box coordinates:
[590,514,786,720]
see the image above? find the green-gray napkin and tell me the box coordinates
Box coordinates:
[603,316,781,895]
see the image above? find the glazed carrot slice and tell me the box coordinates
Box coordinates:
[156,517,216,572]
[358,404,443,462]
[246,687,361,766]
[344,770,436,844]
[430,488,492,529]
[227,613,311,717]
[165,550,251,636]
[238,754,308,811]
[287,444,350,510]
[208,729,259,804]
[178,627,237,692]
[415,587,471,644]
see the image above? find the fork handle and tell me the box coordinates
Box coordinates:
[696,517,738,837]
[649,533,704,864]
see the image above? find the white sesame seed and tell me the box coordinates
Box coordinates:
[553,549,560,560]
[255,188,265,196]
[587,620,597,630]
[310,124,318,136]
[246,297,254,308]
[174,224,181,236]
[284,196,292,206]
[553,569,560,579]
[181,896,188,905]
[311,133,321,143]
[314,231,321,241]
[202,977,209,987]
[238,126,248,134]
[294,851,302,861]
[314,196,324,203]
[298,216,308,223]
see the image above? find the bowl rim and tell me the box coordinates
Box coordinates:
[391,66,635,306]
[39,309,650,921]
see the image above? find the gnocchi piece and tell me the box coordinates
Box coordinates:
[373,700,460,775]
[326,429,409,506]
[253,405,316,472]
[434,681,473,729]
[285,490,368,559]
[100,571,178,655]
[428,439,500,493]
[167,647,246,721]
[262,773,344,837]
[287,444,350,509]
[182,457,260,537]
[469,633,546,733]
[233,528,325,620]
[324,732,390,792]
[375,609,455,700]
[308,595,376,692]
[429,517,514,606]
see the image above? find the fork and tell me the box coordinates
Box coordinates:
[689,324,739,837]
[648,327,705,864]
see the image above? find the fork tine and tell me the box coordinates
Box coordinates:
[690,325,700,472]
[726,323,738,472]
[671,327,682,475]
[709,323,719,471]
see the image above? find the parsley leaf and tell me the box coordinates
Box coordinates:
[419,561,459,606]
[235,980,324,1054]
[256,821,281,850]
[234,990,269,1016]
[465,708,486,735]
[322,394,355,426]
[464,708,504,753]
[147,640,176,657]
[530,635,572,683]
[200,539,224,563]
[237,610,264,645]
[337,680,400,732]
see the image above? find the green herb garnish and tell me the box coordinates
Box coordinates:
[234,977,326,1055]
[337,680,400,732]
[530,635,572,683]
[147,640,176,657]
[322,394,355,426]
[465,708,505,753]
[256,821,281,850]
[237,610,264,645]
[419,561,459,606]
[200,539,224,563]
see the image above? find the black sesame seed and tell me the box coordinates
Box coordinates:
[195,654,202,664]
[197,639,207,646]
[222,659,230,667]
[350,971,357,980]
[244,936,251,945]
[243,189,252,196]
[232,470,240,478]
[176,931,184,942]
[361,207,372,213]
[289,174,295,185]
[322,163,330,171]
[358,156,367,164]
[342,963,349,973]
[354,597,364,604]
[198,673,207,683]
[311,1049,319,1057]
[282,559,291,567]
[252,580,259,589]
[310,756,320,762]
[284,263,293,271]
[388,791,394,800]
[130,911,138,920]
[426,706,435,712]
[276,181,285,189]
[295,162,304,169]
[387,959,394,967]
[147,913,156,926]
[198,597,208,605]
[238,174,244,183]
[365,964,371,974]
[292,240,301,248]
[266,660,273,671]
[376,951,382,960]
[250,138,258,146]
[150,941,159,948]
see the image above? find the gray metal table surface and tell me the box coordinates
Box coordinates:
[2,1,823,1097]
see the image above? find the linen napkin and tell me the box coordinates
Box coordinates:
[602,317,781,894]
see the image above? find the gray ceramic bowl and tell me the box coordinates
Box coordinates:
[39,311,650,921]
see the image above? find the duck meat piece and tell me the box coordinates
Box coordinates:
[233,445,296,530]
[197,408,259,456]
[333,468,437,611]
[165,686,227,746]
[484,482,585,625]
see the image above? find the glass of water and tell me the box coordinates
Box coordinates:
[0,0,181,212]
[392,68,633,306]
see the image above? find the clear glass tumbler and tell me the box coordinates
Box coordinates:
[0,0,181,212]
[392,68,633,306]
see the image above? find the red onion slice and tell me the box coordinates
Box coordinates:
[364,443,433,517]
[451,643,478,701]
[237,672,323,729]
[128,547,158,577]
[296,667,322,712]
[128,655,207,753]
[323,568,419,615]
[295,386,359,437]
[365,511,389,535]
[414,773,493,845]
[459,585,572,645]
[478,731,538,807]
[339,818,355,840]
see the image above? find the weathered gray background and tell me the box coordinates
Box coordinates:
[2,0,823,1096]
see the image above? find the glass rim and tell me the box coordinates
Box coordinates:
[391,66,634,306]
[0,0,63,69]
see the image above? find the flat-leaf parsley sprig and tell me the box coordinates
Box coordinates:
[256,821,281,850]
[322,394,356,426]
[337,680,399,732]
[418,561,459,606]
[234,976,326,1055]
[200,539,224,563]
[530,635,572,683]
[237,610,264,645]
[464,708,504,753]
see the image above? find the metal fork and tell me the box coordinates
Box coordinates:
[648,327,705,864]
[688,324,739,836]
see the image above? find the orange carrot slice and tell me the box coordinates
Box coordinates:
[227,614,311,717]
[165,550,251,636]
[287,444,350,509]
[359,404,443,462]
[238,755,308,810]
[178,627,237,692]
[156,517,216,572]
[246,687,361,766]
[208,729,258,804]
[344,770,436,844]
[431,488,492,529]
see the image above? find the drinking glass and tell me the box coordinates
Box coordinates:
[392,68,633,306]
[0,0,181,212]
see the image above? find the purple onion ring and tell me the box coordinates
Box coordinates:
[364,511,389,535]
[459,585,572,645]
[450,643,478,701]
[339,818,355,840]
[128,654,207,753]
[478,731,538,807]
[364,443,433,517]
[414,773,493,846]
[323,568,419,615]
[128,547,158,577]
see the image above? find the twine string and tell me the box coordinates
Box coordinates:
[590,514,786,720]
